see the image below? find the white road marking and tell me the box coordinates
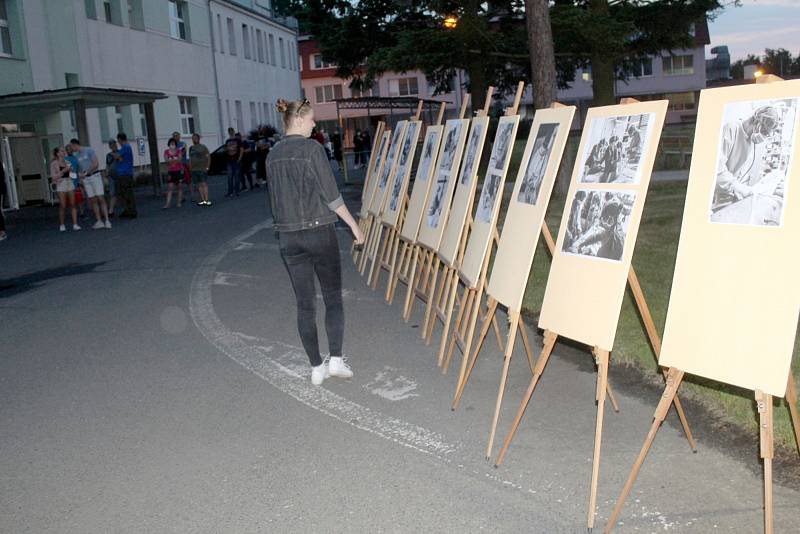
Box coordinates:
[363,367,420,401]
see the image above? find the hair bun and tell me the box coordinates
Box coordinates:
[275,99,289,113]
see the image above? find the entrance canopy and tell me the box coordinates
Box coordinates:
[333,96,447,113]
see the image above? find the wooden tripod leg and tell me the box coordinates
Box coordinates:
[785,376,800,457]
[588,348,610,531]
[402,246,421,321]
[486,311,521,460]
[603,368,685,533]
[491,313,504,351]
[422,257,441,341]
[358,216,376,274]
[606,382,621,413]
[440,284,472,367]
[756,389,774,534]
[369,228,390,289]
[670,389,698,452]
[452,299,497,409]
[494,330,558,467]
[456,281,487,379]
[364,222,383,279]
[387,239,406,303]
[517,319,535,375]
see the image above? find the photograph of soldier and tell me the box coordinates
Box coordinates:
[415,130,440,186]
[439,122,463,173]
[379,128,403,189]
[488,121,514,173]
[562,189,636,261]
[709,98,798,227]
[518,123,559,205]
[578,113,653,184]
[475,172,502,224]
[427,174,448,228]
[460,122,485,185]
[389,123,419,212]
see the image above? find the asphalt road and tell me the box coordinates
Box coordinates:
[1,176,798,533]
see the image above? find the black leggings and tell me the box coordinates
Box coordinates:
[278,224,344,366]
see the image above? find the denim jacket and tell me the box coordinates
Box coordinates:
[266,135,344,232]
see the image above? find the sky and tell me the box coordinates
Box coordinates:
[707,0,800,61]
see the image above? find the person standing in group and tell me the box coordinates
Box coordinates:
[361,128,371,162]
[225,130,243,197]
[115,133,137,218]
[352,129,363,168]
[104,139,119,218]
[171,131,192,201]
[266,98,365,386]
[163,138,185,208]
[50,147,80,232]
[70,139,111,229]
[189,133,211,206]
[255,137,270,188]
[65,144,85,220]
[240,135,255,191]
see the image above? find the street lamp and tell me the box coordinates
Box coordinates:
[754,69,764,78]
[443,15,458,29]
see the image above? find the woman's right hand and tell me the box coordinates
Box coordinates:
[351,225,365,246]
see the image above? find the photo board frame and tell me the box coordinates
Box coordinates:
[416,118,471,250]
[361,131,392,217]
[382,120,423,228]
[458,115,521,288]
[399,126,444,241]
[538,101,668,351]
[368,121,408,216]
[486,105,577,312]
[438,115,492,267]
[659,80,800,397]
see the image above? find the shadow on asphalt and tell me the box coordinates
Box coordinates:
[0,262,109,298]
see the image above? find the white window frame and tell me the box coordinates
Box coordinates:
[242,24,251,59]
[268,34,276,65]
[168,0,186,41]
[628,57,653,78]
[663,54,694,76]
[114,105,125,136]
[127,0,144,30]
[314,84,343,104]
[227,17,236,55]
[256,29,264,63]
[0,0,11,57]
[178,96,195,136]
[216,14,224,53]
[311,53,337,70]
[235,100,243,132]
[279,37,286,68]
[391,77,418,97]
[138,103,147,136]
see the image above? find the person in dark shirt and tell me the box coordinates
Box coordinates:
[225,133,243,197]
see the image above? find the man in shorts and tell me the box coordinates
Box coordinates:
[189,133,211,206]
[70,138,111,229]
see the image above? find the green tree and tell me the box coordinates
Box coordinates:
[762,48,797,77]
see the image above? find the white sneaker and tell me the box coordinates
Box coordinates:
[92,221,105,229]
[73,224,81,231]
[328,356,353,378]
[59,224,66,232]
[311,363,329,386]
[104,220,112,229]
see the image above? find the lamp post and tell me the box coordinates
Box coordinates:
[443,15,458,29]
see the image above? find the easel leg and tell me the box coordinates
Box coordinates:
[604,368,685,533]
[785,376,800,457]
[358,216,375,274]
[387,239,406,303]
[517,319,535,375]
[486,311,521,460]
[606,382,621,414]
[422,256,441,340]
[588,349,610,531]
[369,227,390,289]
[494,330,558,467]
[756,390,774,534]
[440,282,471,367]
[452,298,497,408]
[455,281,487,379]
[404,247,426,322]
[491,313,504,351]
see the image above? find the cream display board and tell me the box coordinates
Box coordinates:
[360,130,391,217]
[538,101,668,351]
[399,126,444,241]
[368,121,408,216]
[659,81,800,396]
[459,114,521,288]
[382,121,423,228]
[416,119,470,250]
[486,106,576,311]
[438,116,491,266]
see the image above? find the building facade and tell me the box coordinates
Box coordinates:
[0,0,299,205]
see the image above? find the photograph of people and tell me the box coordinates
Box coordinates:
[488,121,514,173]
[578,113,653,184]
[562,190,636,261]
[378,131,402,189]
[439,122,463,173]
[427,175,448,228]
[709,98,798,227]
[398,122,419,172]
[460,122,485,185]
[415,130,440,185]
[476,173,502,224]
[518,123,559,205]
[389,132,413,212]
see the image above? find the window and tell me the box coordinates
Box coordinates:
[235,100,243,132]
[127,0,144,30]
[138,103,147,135]
[662,54,694,76]
[250,102,257,128]
[227,18,236,55]
[65,72,79,88]
[626,57,653,78]
[268,34,276,65]
[314,84,343,104]
[256,29,264,63]
[178,96,195,135]
[216,14,224,53]
[242,24,251,59]
[225,99,232,130]
[0,0,12,55]
[311,53,336,70]
[103,0,113,22]
[114,105,125,135]
[279,37,286,68]
[665,91,696,112]
[581,66,592,82]
[168,0,186,40]
[84,0,97,19]
[352,84,379,98]
[389,77,418,97]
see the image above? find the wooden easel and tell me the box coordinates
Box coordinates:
[435,82,526,377]
[358,129,392,276]
[367,102,425,288]
[352,121,386,266]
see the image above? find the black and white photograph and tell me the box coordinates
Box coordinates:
[379,129,403,189]
[475,173,502,224]
[709,97,799,227]
[439,122,463,173]
[397,122,419,172]
[518,123,559,205]
[578,113,654,185]
[426,175,448,228]
[562,189,636,262]
[415,130,440,185]
[488,121,514,173]
[460,122,485,185]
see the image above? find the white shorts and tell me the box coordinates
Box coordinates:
[56,179,75,193]
[83,173,104,198]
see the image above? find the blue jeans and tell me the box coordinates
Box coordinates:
[227,160,241,196]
